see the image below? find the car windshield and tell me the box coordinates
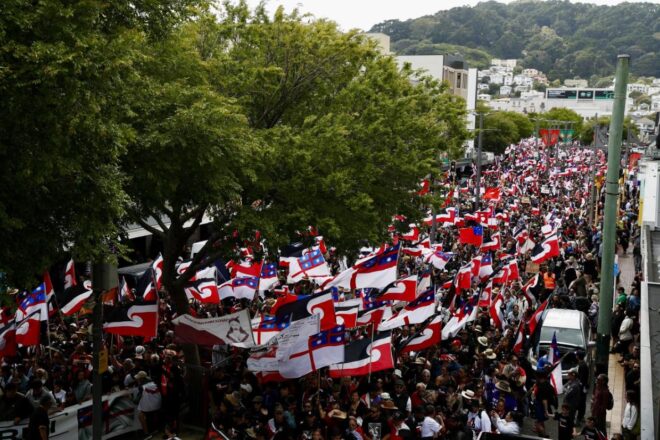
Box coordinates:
[540,326,584,347]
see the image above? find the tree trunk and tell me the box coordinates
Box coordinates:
[164,252,206,426]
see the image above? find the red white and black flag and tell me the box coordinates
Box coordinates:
[328,331,393,378]
[273,291,336,331]
[103,302,158,339]
[399,315,442,354]
[56,280,93,316]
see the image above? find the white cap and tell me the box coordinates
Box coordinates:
[393,369,402,378]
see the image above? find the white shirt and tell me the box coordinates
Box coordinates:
[494,416,520,434]
[421,416,442,437]
[622,403,638,430]
[619,317,633,341]
[137,381,162,412]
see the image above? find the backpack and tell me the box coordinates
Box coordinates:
[607,391,614,410]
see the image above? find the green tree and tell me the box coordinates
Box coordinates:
[504,112,534,139]
[482,113,519,154]
[0,0,201,287]
[121,1,467,367]
[537,107,584,138]
[579,116,639,145]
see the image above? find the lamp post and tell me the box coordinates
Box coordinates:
[92,261,118,439]
[595,54,630,376]
[476,113,484,211]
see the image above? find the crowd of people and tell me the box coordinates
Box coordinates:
[0,139,644,440]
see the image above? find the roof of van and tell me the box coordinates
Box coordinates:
[542,308,584,330]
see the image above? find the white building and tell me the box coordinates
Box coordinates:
[651,94,660,112]
[522,68,539,76]
[633,117,655,134]
[503,75,514,86]
[477,93,492,101]
[364,33,392,55]
[564,79,588,88]
[543,87,632,118]
[396,55,470,100]
[514,75,534,86]
[489,73,504,85]
[499,85,512,96]
[478,83,490,91]
[628,83,650,94]
[514,84,531,93]
[491,59,517,70]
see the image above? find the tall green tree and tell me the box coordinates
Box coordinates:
[0,0,202,287]
[121,1,468,349]
[482,113,519,154]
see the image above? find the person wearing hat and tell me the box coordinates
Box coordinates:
[465,397,491,436]
[392,379,412,416]
[134,370,161,436]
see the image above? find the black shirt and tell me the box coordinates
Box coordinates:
[555,413,575,440]
[27,406,49,440]
[580,426,599,440]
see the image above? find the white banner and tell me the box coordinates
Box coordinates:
[173,309,255,348]
[0,390,141,440]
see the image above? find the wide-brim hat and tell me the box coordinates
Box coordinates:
[381,400,398,410]
[461,389,476,400]
[329,409,347,419]
[414,356,426,365]
[474,325,483,333]
[495,380,512,393]
[483,349,497,360]
[477,336,489,347]
[225,391,241,407]
[134,371,149,382]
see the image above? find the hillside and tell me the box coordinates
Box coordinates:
[370,0,660,80]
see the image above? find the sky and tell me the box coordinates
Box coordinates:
[244,0,659,32]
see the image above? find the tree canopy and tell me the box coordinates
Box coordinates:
[0,0,203,286]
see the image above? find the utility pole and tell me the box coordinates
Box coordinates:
[534,118,540,150]
[92,262,118,440]
[588,114,599,226]
[596,54,630,376]
[475,113,484,211]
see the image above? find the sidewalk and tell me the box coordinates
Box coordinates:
[607,252,636,436]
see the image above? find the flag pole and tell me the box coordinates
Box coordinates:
[367,322,375,384]
[45,311,53,362]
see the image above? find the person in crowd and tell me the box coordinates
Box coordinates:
[26,395,53,440]
[621,390,639,440]
[491,410,521,434]
[555,403,576,440]
[135,370,162,437]
[0,140,644,440]
[591,374,613,433]
[0,382,34,424]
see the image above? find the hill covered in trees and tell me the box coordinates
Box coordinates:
[370,0,660,81]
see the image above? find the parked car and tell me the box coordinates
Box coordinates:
[528,308,595,383]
